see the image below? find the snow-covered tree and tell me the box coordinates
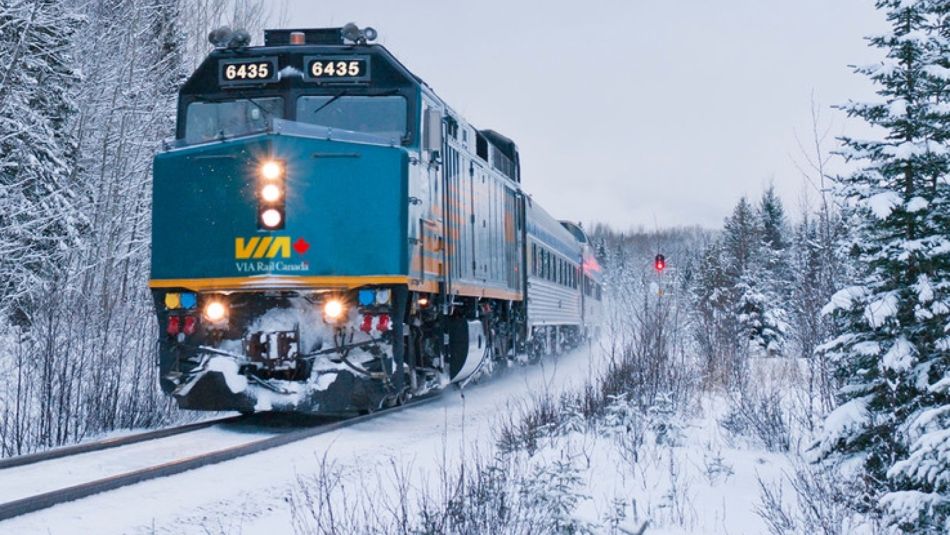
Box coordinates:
[693,239,741,382]
[759,185,788,252]
[720,195,789,359]
[815,1,950,532]
[722,197,759,280]
[788,212,846,419]
[0,0,85,325]
[754,187,791,357]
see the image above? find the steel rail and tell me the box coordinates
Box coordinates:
[0,415,247,470]
[0,394,441,522]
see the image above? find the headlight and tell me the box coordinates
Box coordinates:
[260,208,282,229]
[203,300,228,323]
[260,183,282,202]
[260,160,283,181]
[375,288,391,305]
[323,298,345,322]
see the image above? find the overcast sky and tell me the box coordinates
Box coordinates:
[281,0,887,230]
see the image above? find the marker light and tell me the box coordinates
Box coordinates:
[260,183,282,202]
[260,161,283,181]
[375,289,391,305]
[179,292,197,309]
[360,314,373,333]
[324,299,345,322]
[167,316,180,336]
[204,301,227,323]
[417,296,429,307]
[164,293,181,310]
[183,316,197,336]
[358,289,376,306]
[260,208,283,228]
[376,314,391,332]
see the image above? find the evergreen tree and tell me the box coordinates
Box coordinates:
[722,196,759,281]
[815,1,950,532]
[759,184,788,252]
[755,186,791,357]
[788,213,842,418]
[719,195,789,359]
[0,0,85,325]
[693,239,738,382]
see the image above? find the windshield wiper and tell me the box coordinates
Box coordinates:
[311,90,348,117]
[246,97,275,121]
[311,89,400,118]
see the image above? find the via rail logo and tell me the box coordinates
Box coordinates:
[234,236,310,273]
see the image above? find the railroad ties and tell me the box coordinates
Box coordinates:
[0,394,441,521]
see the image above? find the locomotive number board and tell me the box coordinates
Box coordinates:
[304,56,370,82]
[219,57,278,86]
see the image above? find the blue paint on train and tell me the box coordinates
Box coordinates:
[152,126,408,281]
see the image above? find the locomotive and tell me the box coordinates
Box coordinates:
[150,25,603,414]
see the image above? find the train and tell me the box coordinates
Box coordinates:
[149,24,603,415]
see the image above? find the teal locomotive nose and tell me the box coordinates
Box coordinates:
[151,131,409,287]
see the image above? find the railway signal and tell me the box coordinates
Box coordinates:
[654,254,666,272]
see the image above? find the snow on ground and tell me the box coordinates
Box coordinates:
[0,346,600,534]
[0,424,277,505]
[0,347,796,534]
[569,395,791,534]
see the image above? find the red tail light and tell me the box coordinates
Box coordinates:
[376,314,391,332]
[166,316,180,336]
[183,316,197,336]
[360,314,373,333]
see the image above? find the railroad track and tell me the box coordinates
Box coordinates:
[0,395,440,521]
[0,415,247,470]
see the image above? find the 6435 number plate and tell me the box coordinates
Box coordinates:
[304,56,370,82]
[219,57,278,86]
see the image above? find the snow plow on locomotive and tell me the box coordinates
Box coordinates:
[149,25,603,415]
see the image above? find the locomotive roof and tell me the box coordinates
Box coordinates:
[179,28,520,173]
[180,41,419,95]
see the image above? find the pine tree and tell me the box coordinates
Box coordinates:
[755,186,791,357]
[759,185,788,252]
[789,213,843,419]
[722,197,759,281]
[815,1,950,532]
[720,195,789,359]
[0,0,85,325]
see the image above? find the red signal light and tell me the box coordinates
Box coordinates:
[654,254,666,272]
[360,314,373,334]
[167,316,180,336]
[183,316,197,336]
[376,314,391,332]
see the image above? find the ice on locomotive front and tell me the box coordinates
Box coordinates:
[149,26,526,415]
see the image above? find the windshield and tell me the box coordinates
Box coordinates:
[296,95,407,143]
[185,97,283,144]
